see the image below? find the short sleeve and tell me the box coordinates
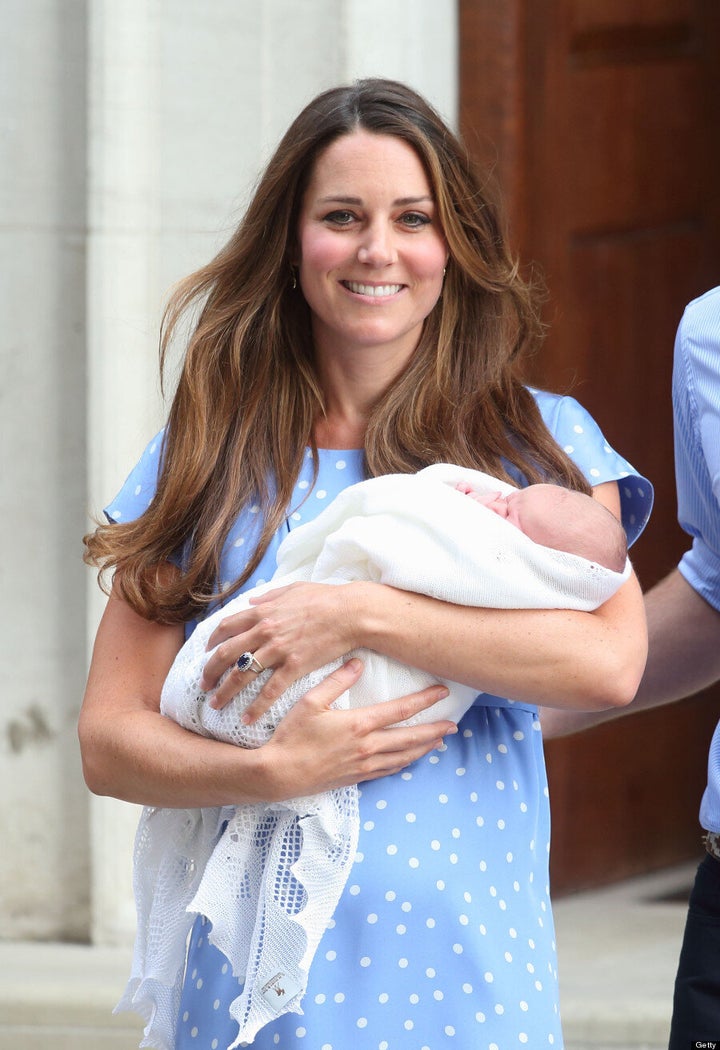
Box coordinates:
[104,429,165,524]
[672,288,720,611]
[531,389,653,548]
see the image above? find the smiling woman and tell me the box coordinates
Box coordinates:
[79,77,652,1050]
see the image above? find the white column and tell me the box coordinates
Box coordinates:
[86,0,163,946]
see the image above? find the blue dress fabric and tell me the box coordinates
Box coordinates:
[107,391,652,1050]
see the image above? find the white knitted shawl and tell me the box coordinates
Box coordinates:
[117,465,630,1048]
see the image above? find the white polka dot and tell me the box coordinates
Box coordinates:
[211,1041,218,1049]
[484,971,494,983]
[315,993,326,1004]
[564,444,574,454]
[349,884,360,895]
[315,489,327,499]
[453,942,464,953]
[590,467,600,477]
[401,901,412,912]
[376,799,387,810]
[190,1028,198,1039]
[182,1011,189,1022]
[363,820,375,831]
[445,1025,456,1036]
[378,992,389,1004]
[356,1017,368,1028]
[335,459,346,469]
[462,982,473,993]
[409,857,420,868]
[398,957,409,968]
[134,484,142,496]
[409,993,420,1004]
[291,511,302,521]
[296,1027,307,1036]
[495,1004,505,1015]
[431,839,441,851]
[405,812,416,822]
[438,793,449,804]
[404,1020,414,1030]
[360,957,371,967]
[385,890,396,901]
[573,424,584,434]
[396,924,407,934]
[455,766,466,776]
[213,998,220,1010]
[326,949,336,961]
[250,503,260,514]
[195,978,203,989]
[426,917,436,928]
[367,913,378,924]
[233,536,245,546]
[520,1000,529,1011]
[386,844,398,855]
[426,967,436,978]
[298,479,309,489]
[433,989,444,1001]
[334,993,344,1003]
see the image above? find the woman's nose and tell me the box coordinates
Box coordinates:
[357,223,397,267]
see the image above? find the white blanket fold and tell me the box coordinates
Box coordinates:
[119,465,630,1048]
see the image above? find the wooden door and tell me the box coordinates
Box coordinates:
[459,0,720,892]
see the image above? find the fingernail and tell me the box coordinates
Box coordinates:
[240,713,252,725]
[346,657,362,672]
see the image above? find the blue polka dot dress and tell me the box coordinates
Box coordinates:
[107,391,652,1050]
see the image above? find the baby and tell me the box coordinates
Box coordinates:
[455,480,628,573]
[124,465,632,1046]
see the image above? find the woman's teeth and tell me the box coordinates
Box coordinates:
[344,281,402,297]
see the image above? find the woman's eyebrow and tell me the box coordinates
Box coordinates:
[316,195,434,206]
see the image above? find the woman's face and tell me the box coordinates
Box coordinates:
[296,129,448,366]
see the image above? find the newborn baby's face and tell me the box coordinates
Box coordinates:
[473,485,566,549]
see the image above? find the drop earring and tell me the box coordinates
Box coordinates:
[290,266,297,290]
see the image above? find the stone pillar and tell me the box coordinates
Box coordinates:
[85,0,163,945]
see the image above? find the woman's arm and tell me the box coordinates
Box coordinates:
[205,481,648,717]
[78,580,457,808]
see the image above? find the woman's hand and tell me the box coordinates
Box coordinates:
[257,657,458,801]
[201,581,360,716]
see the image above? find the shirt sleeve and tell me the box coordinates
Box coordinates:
[531,389,654,548]
[104,430,165,525]
[673,288,720,612]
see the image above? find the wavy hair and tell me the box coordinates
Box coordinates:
[84,77,591,622]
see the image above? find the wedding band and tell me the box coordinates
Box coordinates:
[237,651,265,674]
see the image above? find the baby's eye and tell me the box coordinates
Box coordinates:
[399,212,431,228]
[323,210,356,226]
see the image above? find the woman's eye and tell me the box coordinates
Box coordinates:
[400,212,431,228]
[323,210,355,226]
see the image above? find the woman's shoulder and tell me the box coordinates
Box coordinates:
[104,429,165,524]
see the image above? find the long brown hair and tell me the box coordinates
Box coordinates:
[85,77,591,623]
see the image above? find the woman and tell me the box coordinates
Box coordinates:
[80,78,651,1050]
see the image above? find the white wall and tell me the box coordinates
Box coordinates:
[1,0,457,946]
